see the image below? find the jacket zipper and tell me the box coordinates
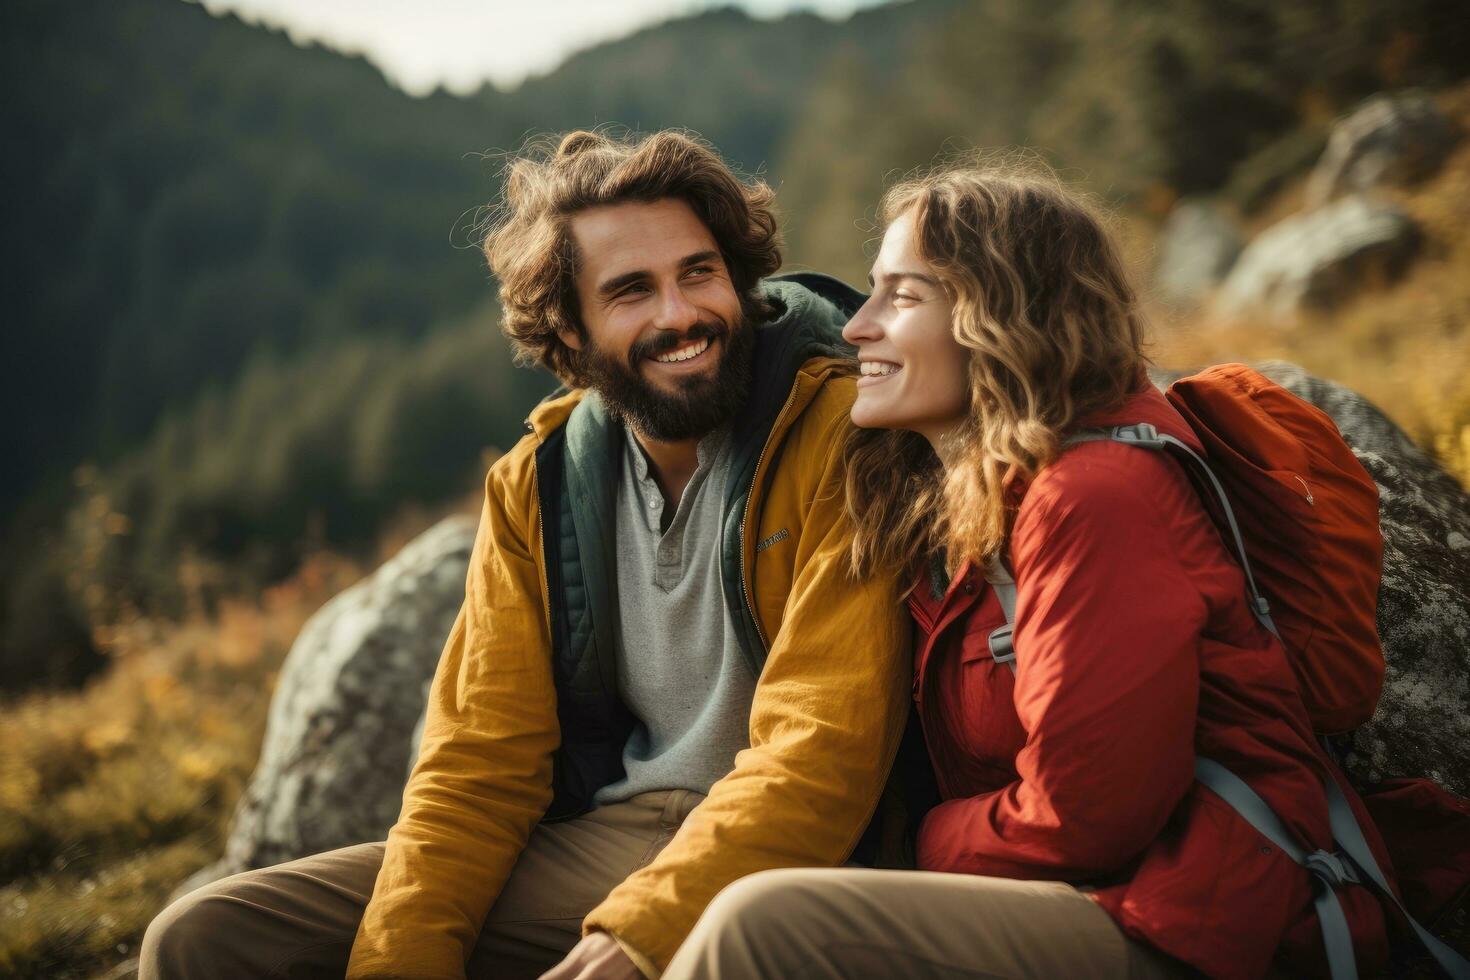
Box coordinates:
[915,575,1012,804]
[527,420,552,625]
[908,618,959,800]
[738,378,804,653]
[534,498,551,624]
[529,423,592,824]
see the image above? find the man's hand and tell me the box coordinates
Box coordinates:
[539,932,642,980]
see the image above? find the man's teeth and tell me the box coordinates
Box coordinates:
[653,337,711,363]
[860,361,900,377]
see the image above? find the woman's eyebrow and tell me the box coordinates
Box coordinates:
[870,270,940,288]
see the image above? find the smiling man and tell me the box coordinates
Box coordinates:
[140,129,910,980]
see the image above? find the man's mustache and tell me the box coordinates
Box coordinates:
[628,320,727,367]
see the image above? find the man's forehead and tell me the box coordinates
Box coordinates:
[570,199,718,278]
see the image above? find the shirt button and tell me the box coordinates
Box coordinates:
[648,499,658,508]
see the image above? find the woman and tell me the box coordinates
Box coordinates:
[660,162,1396,979]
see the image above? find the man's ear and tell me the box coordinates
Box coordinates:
[557,326,583,352]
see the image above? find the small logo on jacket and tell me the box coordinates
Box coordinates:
[756,528,790,553]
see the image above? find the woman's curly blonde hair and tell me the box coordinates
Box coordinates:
[482,129,782,386]
[845,156,1151,580]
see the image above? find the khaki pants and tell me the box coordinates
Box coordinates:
[140,790,703,980]
[663,867,1189,980]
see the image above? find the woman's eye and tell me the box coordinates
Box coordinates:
[894,291,920,304]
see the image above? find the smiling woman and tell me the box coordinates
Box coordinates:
[843,212,970,446]
[840,158,1147,579]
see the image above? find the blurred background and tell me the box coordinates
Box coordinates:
[2,0,1468,974]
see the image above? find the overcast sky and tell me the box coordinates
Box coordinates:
[194,0,897,95]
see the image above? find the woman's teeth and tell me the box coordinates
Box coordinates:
[653,337,711,363]
[860,361,900,377]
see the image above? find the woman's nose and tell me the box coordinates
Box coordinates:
[841,295,883,344]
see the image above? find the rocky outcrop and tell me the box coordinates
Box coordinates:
[1202,91,1460,320]
[1306,92,1459,209]
[173,515,476,896]
[181,366,1468,898]
[1157,362,1470,797]
[1153,201,1243,306]
[1215,196,1420,316]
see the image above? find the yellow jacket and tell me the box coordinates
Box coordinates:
[347,279,909,977]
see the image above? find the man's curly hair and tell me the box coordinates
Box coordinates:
[482,129,783,387]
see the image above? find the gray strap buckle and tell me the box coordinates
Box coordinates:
[1304,849,1361,888]
[988,624,1016,666]
[1108,422,1164,446]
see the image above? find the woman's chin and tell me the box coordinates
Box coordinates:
[849,401,899,431]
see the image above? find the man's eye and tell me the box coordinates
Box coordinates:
[685,266,712,277]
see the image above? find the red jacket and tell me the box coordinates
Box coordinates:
[907,387,1394,979]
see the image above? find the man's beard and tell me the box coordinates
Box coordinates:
[576,305,757,441]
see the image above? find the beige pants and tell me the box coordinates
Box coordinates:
[663,867,1188,980]
[140,789,703,980]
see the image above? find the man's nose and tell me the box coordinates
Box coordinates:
[652,285,701,332]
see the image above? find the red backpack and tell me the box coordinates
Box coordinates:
[1154,365,1469,978]
[1162,363,1385,734]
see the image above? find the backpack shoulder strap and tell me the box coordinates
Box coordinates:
[985,422,1282,672]
[984,557,1018,671]
[1070,423,1280,639]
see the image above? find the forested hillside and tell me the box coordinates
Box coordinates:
[2,0,1465,689]
[0,0,940,686]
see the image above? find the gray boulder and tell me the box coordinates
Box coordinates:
[1215,195,1421,316]
[1152,200,1243,307]
[174,514,476,896]
[1156,362,1470,796]
[1306,92,1458,209]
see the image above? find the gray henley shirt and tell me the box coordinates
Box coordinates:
[591,425,756,805]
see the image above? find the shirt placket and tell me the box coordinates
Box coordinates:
[630,428,725,592]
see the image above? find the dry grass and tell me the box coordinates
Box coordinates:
[0,553,364,979]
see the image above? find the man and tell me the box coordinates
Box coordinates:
[141,129,909,979]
